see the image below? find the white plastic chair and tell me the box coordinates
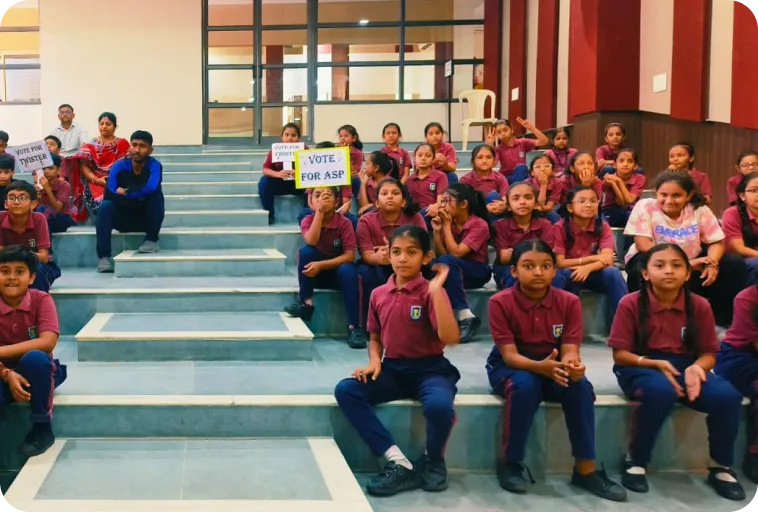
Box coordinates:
[458,89,498,151]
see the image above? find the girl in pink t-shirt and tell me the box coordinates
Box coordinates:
[624,171,747,326]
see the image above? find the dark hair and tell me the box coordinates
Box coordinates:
[0,245,39,274]
[369,151,401,180]
[48,153,62,168]
[616,148,639,164]
[0,131,8,144]
[671,142,696,169]
[529,153,555,175]
[503,181,542,220]
[45,135,62,149]
[315,141,335,149]
[738,150,758,166]
[58,104,74,112]
[494,119,512,129]
[0,154,15,171]
[130,130,153,146]
[282,123,301,138]
[470,144,497,168]
[569,151,594,174]
[562,186,603,252]
[5,180,37,201]
[98,112,118,127]
[736,172,758,248]
[552,126,571,140]
[338,124,363,151]
[424,122,445,137]
[511,239,557,268]
[414,143,436,157]
[389,224,431,254]
[382,122,402,137]
[636,243,696,356]
[654,171,707,209]
[445,183,492,231]
[604,122,626,136]
[377,178,419,216]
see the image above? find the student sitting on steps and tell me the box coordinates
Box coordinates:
[0,154,19,212]
[0,245,66,458]
[34,153,75,234]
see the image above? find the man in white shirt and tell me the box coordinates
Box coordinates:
[50,104,89,158]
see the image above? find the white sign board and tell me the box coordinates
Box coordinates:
[272,142,304,177]
[444,60,453,78]
[7,140,53,173]
[294,147,351,190]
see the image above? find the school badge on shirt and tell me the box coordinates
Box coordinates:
[28,238,37,249]
[552,324,564,338]
[333,239,342,249]
[681,327,687,340]
[430,182,437,192]
[28,326,38,339]
[410,305,422,321]
[519,151,525,158]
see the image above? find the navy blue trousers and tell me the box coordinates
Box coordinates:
[357,263,394,326]
[96,194,165,259]
[0,351,66,424]
[598,165,646,178]
[31,261,61,293]
[715,343,758,455]
[493,263,568,291]
[434,255,491,310]
[487,358,596,462]
[297,208,358,232]
[334,356,460,459]
[445,171,458,185]
[504,164,529,185]
[36,205,75,234]
[561,267,627,325]
[257,175,303,222]
[297,245,360,327]
[615,352,742,467]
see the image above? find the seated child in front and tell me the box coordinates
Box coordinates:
[543,127,578,178]
[35,153,75,233]
[526,154,563,223]
[285,186,365,349]
[0,154,18,212]
[560,152,602,206]
[335,226,460,497]
[487,117,549,184]
[0,182,60,292]
[727,151,758,206]
[601,148,646,228]
[668,142,712,204]
[45,136,61,156]
[460,144,509,220]
[338,124,365,199]
[595,122,643,178]
[406,143,448,230]
[425,122,458,184]
[356,179,426,323]
[258,123,306,225]
[380,123,410,182]
[486,240,626,502]
[358,151,400,216]
[0,245,67,457]
[609,243,746,501]
[721,172,758,284]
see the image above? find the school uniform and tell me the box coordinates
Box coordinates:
[609,291,743,469]
[0,290,66,424]
[596,145,645,178]
[258,149,306,224]
[334,274,460,461]
[544,148,578,178]
[560,175,603,206]
[350,146,365,198]
[624,198,747,326]
[380,146,411,180]
[0,212,60,292]
[298,212,360,327]
[486,286,596,464]
[298,186,358,231]
[553,218,627,324]
[0,180,21,212]
[35,179,74,233]
[433,142,459,184]
[436,216,492,310]
[526,176,564,223]
[407,170,448,230]
[460,171,509,207]
[496,139,536,184]
[689,168,712,197]
[727,175,742,206]
[492,216,565,290]
[721,206,758,284]
[356,210,427,324]
[601,173,647,228]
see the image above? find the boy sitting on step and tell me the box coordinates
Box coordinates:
[35,153,75,234]
[0,245,67,457]
[0,182,61,292]
[0,154,19,212]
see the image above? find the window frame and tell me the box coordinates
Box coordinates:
[0,24,41,105]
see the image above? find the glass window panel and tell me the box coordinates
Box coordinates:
[208,0,253,26]
[0,32,39,54]
[1,0,38,27]
[208,108,254,138]
[406,0,484,21]
[208,31,253,65]
[318,0,400,23]
[318,28,400,62]
[2,67,41,102]
[262,68,308,102]
[261,106,308,138]
[404,25,483,60]
[3,55,39,65]
[262,0,306,25]
[318,66,399,102]
[403,64,480,100]
[262,30,307,64]
[208,69,255,104]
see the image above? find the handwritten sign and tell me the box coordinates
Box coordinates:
[294,147,351,190]
[7,140,53,173]
[272,142,304,179]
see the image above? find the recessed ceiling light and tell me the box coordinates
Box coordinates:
[359,19,369,25]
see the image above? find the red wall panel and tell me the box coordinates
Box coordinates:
[670,0,711,122]
[731,1,758,130]
[535,0,559,128]
[508,0,528,134]
[483,0,504,117]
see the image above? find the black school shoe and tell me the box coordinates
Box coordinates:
[347,327,368,349]
[416,454,448,492]
[497,461,535,494]
[570,466,627,502]
[707,467,746,501]
[620,458,649,493]
[743,452,758,485]
[366,461,421,497]
[20,423,55,458]
[458,317,481,344]
[283,301,315,322]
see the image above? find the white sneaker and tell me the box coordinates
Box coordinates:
[137,241,159,253]
[97,257,114,273]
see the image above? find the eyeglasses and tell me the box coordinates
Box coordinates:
[59,111,73,115]
[6,195,30,204]
[740,163,758,170]
[745,188,758,194]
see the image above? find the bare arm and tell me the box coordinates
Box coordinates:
[441,223,472,258]
[633,235,656,254]
[728,238,758,259]
[0,331,58,360]
[303,211,324,246]
[318,250,355,270]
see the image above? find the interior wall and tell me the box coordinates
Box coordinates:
[638,0,673,115]
[0,104,42,145]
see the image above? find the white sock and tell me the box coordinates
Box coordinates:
[625,453,646,475]
[709,459,737,482]
[456,309,475,321]
[384,445,413,470]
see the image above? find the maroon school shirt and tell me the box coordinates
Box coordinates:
[407,170,448,208]
[600,173,647,209]
[689,168,712,197]
[38,180,71,211]
[460,171,509,198]
[450,215,490,263]
[544,148,578,177]
[727,175,742,205]
[0,289,59,368]
[0,212,51,252]
[496,138,538,177]
[380,146,411,177]
[552,218,614,259]
[595,145,619,163]
[300,213,356,258]
[262,145,309,172]
[489,286,583,357]
[367,274,452,359]
[350,146,364,176]
[356,210,426,255]
[432,142,458,173]
[493,216,555,253]
[526,176,564,205]
[607,291,719,355]
[721,206,758,249]
[560,175,603,205]
[722,286,758,351]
